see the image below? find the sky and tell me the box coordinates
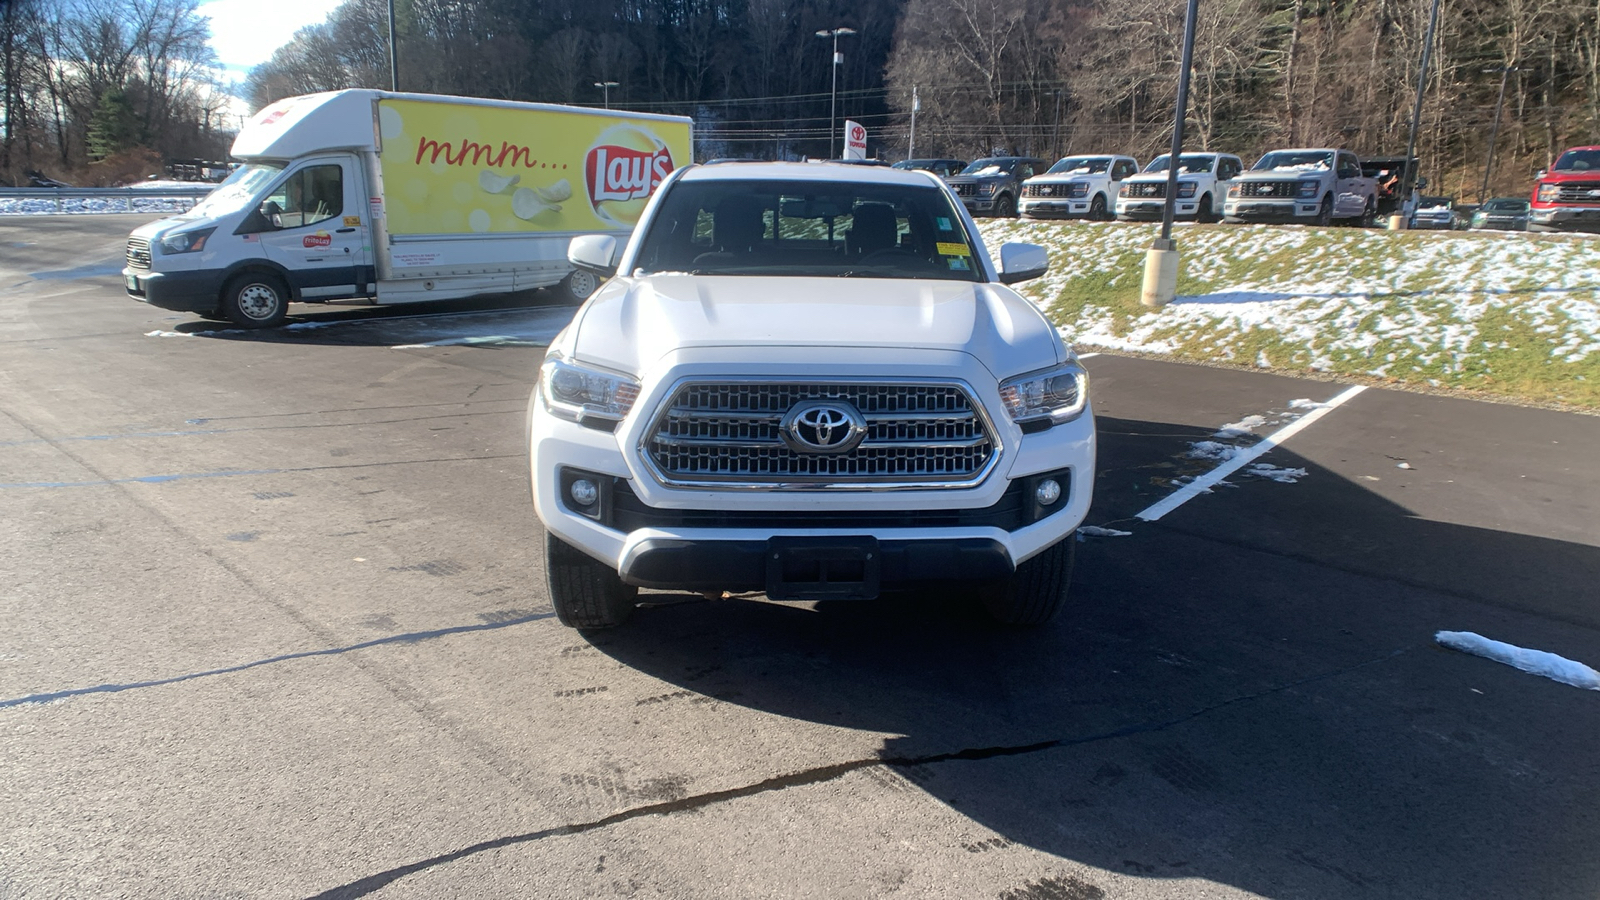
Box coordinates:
[198,0,333,78]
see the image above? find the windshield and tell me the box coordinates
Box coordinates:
[631,178,983,282]
[1253,151,1334,172]
[1143,154,1215,174]
[1485,199,1528,211]
[1417,196,1451,209]
[185,162,284,218]
[960,158,1013,176]
[1553,148,1600,171]
[1046,157,1110,175]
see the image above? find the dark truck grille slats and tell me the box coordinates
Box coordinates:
[1125,182,1165,198]
[645,382,997,487]
[1237,181,1297,198]
[126,237,151,269]
[950,182,977,197]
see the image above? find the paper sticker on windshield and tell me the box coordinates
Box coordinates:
[937,242,971,257]
[947,257,970,271]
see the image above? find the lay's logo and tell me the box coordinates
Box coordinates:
[585,144,674,205]
[303,231,332,249]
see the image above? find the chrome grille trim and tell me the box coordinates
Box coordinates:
[126,237,152,269]
[1555,182,1600,202]
[640,379,1003,491]
[1125,182,1165,198]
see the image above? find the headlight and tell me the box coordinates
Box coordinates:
[1536,183,1559,202]
[979,182,996,195]
[1297,180,1319,199]
[1227,184,1241,198]
[1118,183,1130,197]
[539,355,640,424]
[1177,181,1197,199]
[999,363,1089,426]
[158,227,215,255]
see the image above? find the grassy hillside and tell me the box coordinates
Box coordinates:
[978,220,1600,408]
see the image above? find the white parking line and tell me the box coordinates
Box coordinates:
[1135,384,1368,522]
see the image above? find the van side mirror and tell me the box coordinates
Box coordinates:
[569,234,618,278]
[997,242,1049,284]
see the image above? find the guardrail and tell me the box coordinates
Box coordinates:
[0,186,215,214]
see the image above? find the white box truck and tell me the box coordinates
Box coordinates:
[123,90,693,327]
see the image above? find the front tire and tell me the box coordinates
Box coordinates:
[981,538,1074,626]
[995,193,1016,218]
[545,533,637,629]
[1197,193,1219,223]
[1089,193,1109,221]
[221,272,289,328]
[1313,195,1333,227]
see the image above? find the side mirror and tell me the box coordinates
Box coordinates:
[996,242,1049,285]
[1415,176,1429,189]
[569,234,618,278]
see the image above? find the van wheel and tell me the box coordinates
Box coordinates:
[545,533,637,629]
[560,269,600,303]
[981,538,1074,626]
[1089,194,1109,221]
[221,272,289,328]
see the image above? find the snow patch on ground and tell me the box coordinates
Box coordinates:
[1436,631,1600,691]
[1245,463,1307,483]
[1077,525,1133,538]
[1186,440,1242,461]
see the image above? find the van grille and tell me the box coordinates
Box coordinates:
[126,237,152,269]
[644,381,998,489]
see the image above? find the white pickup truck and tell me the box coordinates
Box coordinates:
[1115,152,1243,223]
[1223,148,1378,226]
[1019,155,1140,220]
[527,162,1095,628]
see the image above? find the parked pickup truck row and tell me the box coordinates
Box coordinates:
[949,148,1387,228]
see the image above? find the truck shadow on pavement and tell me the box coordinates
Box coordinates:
[573,419,1600,900]
[159,292,578,348]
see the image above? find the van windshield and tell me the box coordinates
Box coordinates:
[186,163,284,218]
[631,179,983,282]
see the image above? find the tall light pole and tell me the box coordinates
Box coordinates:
[816,27,855,158]
[1479,65,1518,202]
[1050,90,1064,160]
[387,0,399,91]
[1396,0,1442,227]
[595,81,619,109]
[1140,0,1200,308]
[908,85,920,159]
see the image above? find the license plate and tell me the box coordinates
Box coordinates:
[765,536,880,600]
[125,274,139,292]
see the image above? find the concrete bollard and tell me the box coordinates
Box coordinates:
[1140,238,1179,308]
[1387,215,1408,231]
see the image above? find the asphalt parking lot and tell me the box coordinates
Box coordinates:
[3,214,1599,899]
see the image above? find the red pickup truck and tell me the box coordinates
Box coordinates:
[1529,146,1600,233]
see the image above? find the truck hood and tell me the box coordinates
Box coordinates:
[128,213,223,242]
[566,275,1063,379]
[1239,171,1324,183]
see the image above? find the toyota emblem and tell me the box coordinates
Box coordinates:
[780,400,867,455]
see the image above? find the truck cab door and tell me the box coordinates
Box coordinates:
[1334,153,1363,217]
[250,157,368,301]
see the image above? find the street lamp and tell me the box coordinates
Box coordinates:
[387,0,399,91]
[1140,0,1200,309]
[1479,65,1519,202]
[594,81,619,109]
[816,27,856,158]
[1396,0,1442,227]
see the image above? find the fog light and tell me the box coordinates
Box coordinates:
[1035,479,1062,506]
[569,478,599,507]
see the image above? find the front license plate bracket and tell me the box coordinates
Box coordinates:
[765,536,880,601]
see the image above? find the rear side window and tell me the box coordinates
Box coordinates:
[632,179,983,282]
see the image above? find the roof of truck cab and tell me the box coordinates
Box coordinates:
[676,162,944,187]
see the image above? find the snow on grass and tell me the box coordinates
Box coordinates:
[1436,631,1600,691]
[0,196,199,215]
[979,220,1600,407]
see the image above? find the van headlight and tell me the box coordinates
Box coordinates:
[999,363,1089,426]
[539,355,640,424]
[158,227,215,255]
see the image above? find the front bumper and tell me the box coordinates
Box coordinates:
[1223,198,1321,223]
[1116,200,1202,221]
[123,266,226,312]
[529,353,1096,594]
[1528,206,1600,233]
[1020,199,1090,219]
